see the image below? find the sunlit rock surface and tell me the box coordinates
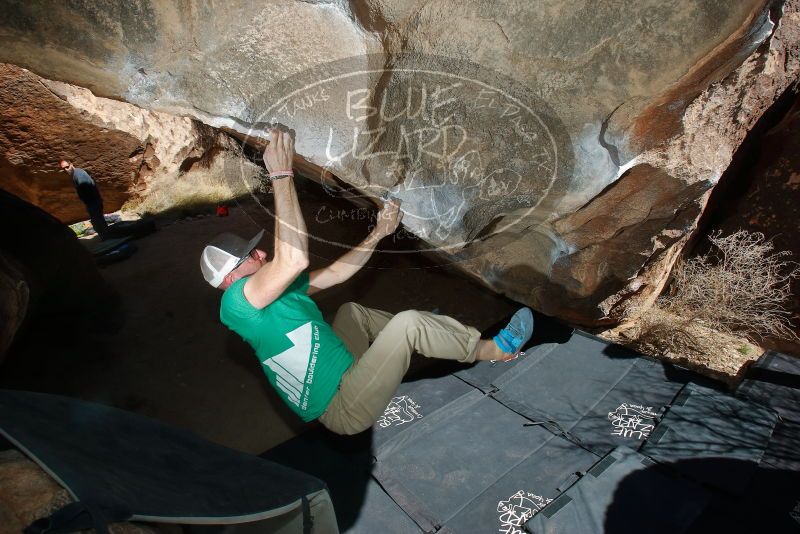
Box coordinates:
[0,63,139,223]
[0,64,237,224]
[0,0,798,325]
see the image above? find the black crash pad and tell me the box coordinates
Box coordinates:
[80,235,132,256]
[372,390,593,533]
[0,390,331,533]
[453,341,558,393]
[440,435,598,534]
[264,331,800,534]
[372,374,473,451]
[737,351,800,423]
[686,419,800,534]
[525,446,711,534]
[489,332,697,452]
[263,425,420,534]
[641,383,779,494]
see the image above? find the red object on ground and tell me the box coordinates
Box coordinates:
[216,205,229,217]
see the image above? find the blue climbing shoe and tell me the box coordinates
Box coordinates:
[493,307,534,360]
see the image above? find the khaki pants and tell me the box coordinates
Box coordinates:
[318,302,482,435]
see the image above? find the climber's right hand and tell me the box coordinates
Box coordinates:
[262,128,295,174]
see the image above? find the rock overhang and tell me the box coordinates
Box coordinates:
[1,0,797,326]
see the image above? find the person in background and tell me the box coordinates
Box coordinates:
[59,159,109,239]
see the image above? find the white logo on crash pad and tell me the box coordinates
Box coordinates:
[377,395,422,428]
[608,403,658,440]
[497,490,552,534]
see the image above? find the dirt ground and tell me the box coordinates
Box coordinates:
[600,312,763,388]
[1,178,521,454]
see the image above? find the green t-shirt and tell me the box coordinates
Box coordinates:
[219,272,354,422]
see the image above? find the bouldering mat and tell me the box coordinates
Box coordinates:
[0,390,335,533]
[737,351,800,423]
[525,446,711,534]
[641,383,779,495]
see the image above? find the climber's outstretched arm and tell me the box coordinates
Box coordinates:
[307,200,402,294]
[244,129,309,308]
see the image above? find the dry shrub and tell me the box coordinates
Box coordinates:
[635,230,799,359]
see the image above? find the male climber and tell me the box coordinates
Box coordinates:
[59,159,109,239]
[200,128,534,435]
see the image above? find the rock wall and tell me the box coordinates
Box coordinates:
[0,253,28,360]
[461,0,800,324]
[704,90,800,350]
[41,76,239,196]
[0,63,140,223]
[0,64,238,224]
[0,189,114,362]
[0,449,73,531]
[0,0,798,325]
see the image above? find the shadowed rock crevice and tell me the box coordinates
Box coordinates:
[696,85,800,352]
[548,165,713,322]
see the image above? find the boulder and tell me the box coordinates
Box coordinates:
[454,0,800,324]
[0,253,28,362]
[0,449,72,532]
[40,75,240,198]
[0,63,139,224]
[0,0,798,325]
[0,189,114,354]
[706,90,800,350]
[0,63,238,224]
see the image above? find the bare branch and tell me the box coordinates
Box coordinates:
[639,230,799,352]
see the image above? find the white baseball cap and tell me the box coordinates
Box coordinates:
[200,229,265,288]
